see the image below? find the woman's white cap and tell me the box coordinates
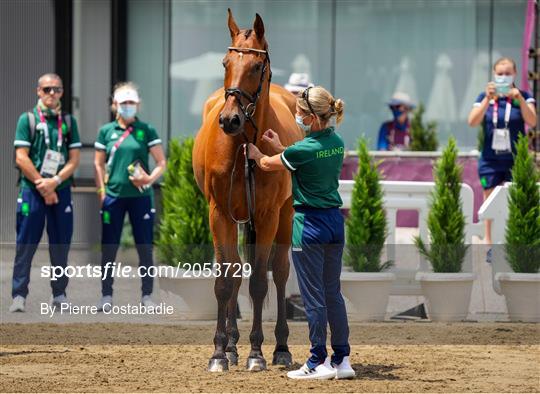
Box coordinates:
[114,88,140,103]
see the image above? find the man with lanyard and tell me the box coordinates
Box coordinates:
[377,92,414,151]
[10,73,82,312]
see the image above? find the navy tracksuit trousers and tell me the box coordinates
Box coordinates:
[100,194,155,297]
[12,187,73,298]
[291,206,351,368]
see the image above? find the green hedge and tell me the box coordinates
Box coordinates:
[157,137,213,268]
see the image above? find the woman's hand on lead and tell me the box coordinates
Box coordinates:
[246,143,262,160]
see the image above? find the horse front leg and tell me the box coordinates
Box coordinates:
[225,275,242,365]
[246,215,279,372]
[208,204,238,372]
[271,197,294,366]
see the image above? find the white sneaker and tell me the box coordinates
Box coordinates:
[141,295,157,308]
[287,362,336,380]
[332,356,355,379]
[51,294,68,308]
[9,296,26,312]
[96,296,112,312]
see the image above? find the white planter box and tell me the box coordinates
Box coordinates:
[416,272,475,321]
[158,269,217,320]
[495,272,540,322]
[238,272,278,322]
[340,272,395,321]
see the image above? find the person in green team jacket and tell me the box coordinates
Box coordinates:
[94,82,166,312]
[10,73,82,313]
[247,86,355,380]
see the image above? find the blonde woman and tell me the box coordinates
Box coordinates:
[247,86,354,380]
[94,82,166,311]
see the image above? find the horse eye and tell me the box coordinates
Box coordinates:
[252,63,262,74]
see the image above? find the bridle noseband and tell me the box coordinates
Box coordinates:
[224,46,272,142]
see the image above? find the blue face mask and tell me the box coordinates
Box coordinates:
[391,108,404,119]
[118,104,137,119]
[494,75,514,95]
[295,114,312,133]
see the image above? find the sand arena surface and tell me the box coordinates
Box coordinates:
[1,322,539,392]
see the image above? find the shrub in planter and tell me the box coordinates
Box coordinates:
[505,134,540,273]
[342,138,394,321]
[409,103,438,152]
[414,137,473,321]
[414,137,468,272]
[345,138,391,272]
[157,137,213,268]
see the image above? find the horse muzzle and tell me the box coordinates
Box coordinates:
[219,113,245,135]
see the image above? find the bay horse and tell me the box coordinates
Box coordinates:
[192,10,302,372]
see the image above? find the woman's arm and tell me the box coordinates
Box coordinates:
[94,150,107,204]
[129,145,167,188]
[148,145,167,183]
[509,89,537,127]
[247,143,286,172]
[468,82,496,127]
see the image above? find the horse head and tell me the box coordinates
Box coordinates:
[219,9,271,136]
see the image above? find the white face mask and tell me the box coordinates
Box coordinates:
[295,114,312,133]
[118,104,137,119]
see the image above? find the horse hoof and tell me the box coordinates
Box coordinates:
[226,352,239,365]
[208,358,229,372]
[272,351,292,366]
[246,357,267,372]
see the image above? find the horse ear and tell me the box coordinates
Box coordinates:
[227,8,240,38]
[253,13,265,39]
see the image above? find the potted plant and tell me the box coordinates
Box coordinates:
[414,137,474,321]
[409,103,438,152]
[496,134,540,322]
[341,138,395,321]
[157,137,216,320]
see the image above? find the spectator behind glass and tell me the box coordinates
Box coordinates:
[284,72,314,97]
[467,57,537,263]
[377,92,415,151]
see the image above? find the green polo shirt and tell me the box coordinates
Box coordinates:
[95,119,161,198]
[13,107,82,190]
[280,127,344,208]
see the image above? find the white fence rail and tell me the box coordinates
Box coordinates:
[338,180,484,296]
[288,180,485,297]
[477,182,540,295]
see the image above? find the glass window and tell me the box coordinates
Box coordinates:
[127,0,528,150]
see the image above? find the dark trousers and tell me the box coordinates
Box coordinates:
[100,194,154,297]
[291,206,351,368]
[12,187,73,298]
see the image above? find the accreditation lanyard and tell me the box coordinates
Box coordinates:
[37,107,63,151]
[492,99,512,129]
[107,126,133,168]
